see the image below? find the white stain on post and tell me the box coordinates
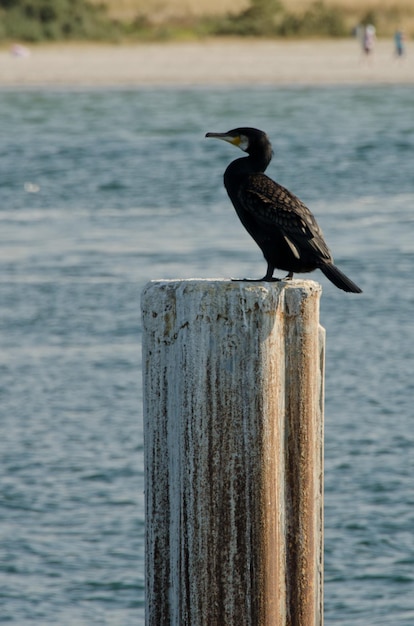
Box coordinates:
[141,279,325,626]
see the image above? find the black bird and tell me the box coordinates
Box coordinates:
[206,127,362,293]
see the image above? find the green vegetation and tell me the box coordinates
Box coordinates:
[206,0,347,37]
[0,0,122,41]
[277,2,347,37]
[209,0,284,37]
[0,0,412,41]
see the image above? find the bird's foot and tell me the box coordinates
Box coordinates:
[231,271,293,283]
[231,277,281,283]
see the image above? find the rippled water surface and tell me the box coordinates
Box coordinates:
[1,85,414,624]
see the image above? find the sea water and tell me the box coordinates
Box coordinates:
[1,85,414,624]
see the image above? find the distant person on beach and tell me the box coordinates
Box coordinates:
[10,43,31,58]
[362,24,376,56]
[394,29,406,58]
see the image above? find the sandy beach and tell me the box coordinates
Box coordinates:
[0,39,413,87]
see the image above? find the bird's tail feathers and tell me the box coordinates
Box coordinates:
[320,263,362,293]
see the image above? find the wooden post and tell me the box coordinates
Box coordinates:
[141,279,324,626]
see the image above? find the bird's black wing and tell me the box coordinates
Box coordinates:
[240,173,332,262]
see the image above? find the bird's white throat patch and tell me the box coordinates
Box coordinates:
[238,135,249,151]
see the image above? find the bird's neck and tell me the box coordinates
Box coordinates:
[226,153,270,176]
[224,154,270,190]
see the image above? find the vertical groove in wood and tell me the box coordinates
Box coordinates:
[142,279,324,626]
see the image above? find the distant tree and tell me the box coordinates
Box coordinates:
[212,0,283,36]
[0,0,121,41]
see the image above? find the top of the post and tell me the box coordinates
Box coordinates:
[142,278,321,294]
[142,277,321,295]
[141,278,322,319]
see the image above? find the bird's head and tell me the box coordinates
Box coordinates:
[206,127,273,163]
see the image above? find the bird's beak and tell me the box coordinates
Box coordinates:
[205,132,241,147]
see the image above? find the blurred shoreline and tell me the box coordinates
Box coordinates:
[0,38,412,87]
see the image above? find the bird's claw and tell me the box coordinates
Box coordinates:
[231,277,281,282]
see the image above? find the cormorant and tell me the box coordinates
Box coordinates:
[206,127,362,293]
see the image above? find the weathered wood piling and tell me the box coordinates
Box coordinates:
[141,278,325,626]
